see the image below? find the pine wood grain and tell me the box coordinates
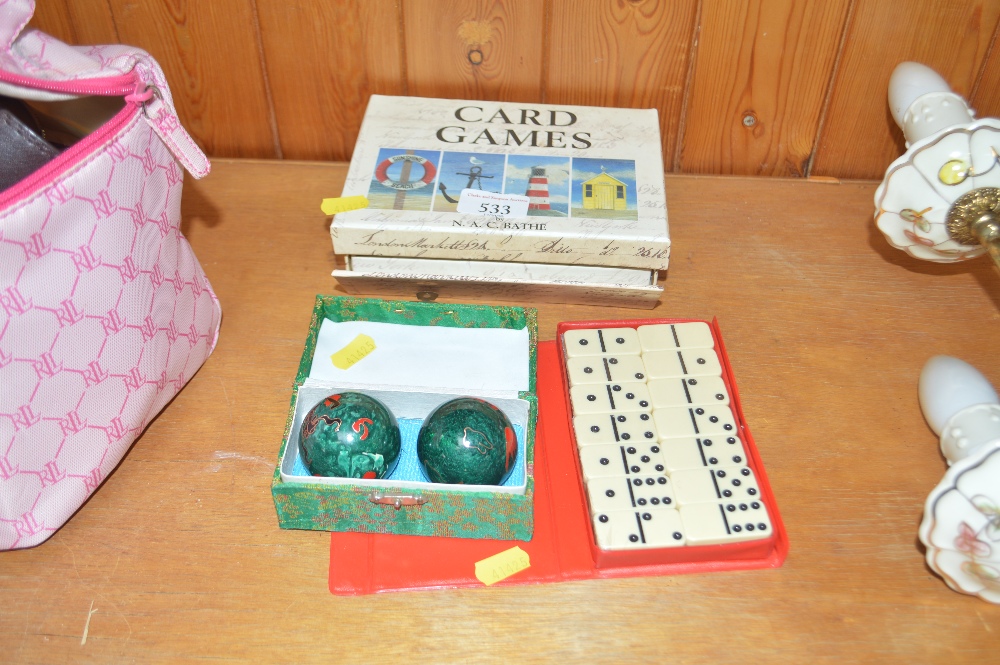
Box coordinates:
[545,0,698,176]
[811,0,1000,179]
[1,160,999,662]
[105,0,277,158]
[679,0,850,177]
[402,0,545,102]
[970,21,1000,124]
[255,0,405,162]
[27,0,119,46]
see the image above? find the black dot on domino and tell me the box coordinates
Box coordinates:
[716,470,726,478]
[640,414,649,421]
[639,401,648,407]
[590,425,600,432]
[637,498,647,506]
[629,534,639,542]
[759,523,767,531]
[746,524,755,531]
[751,501,760,509]
[657,477,667,485]
[645,478,655,486]
[739,503,748,511]
[741,468,750,476]
[724,424,733,431]
[606,490,615,497]
[580,339,588,345]
[599,514,608,522]
[609,358,618,365]
[630,466,640,473]
[655,464,664,471]
[616,337,625,344]
[584,367,593,374]
[663,497,672,504]
[703,439,713,446]
[732,479,742,486]
[633,479,642,486]
[697,358,706,364]
[622,433,631,440]
[709,457,718,464]
[651,498,660,505]
[642,513,652,521]
[645,431,654,439]
[727,437,736,444]
[625,392,634,399]
[727,504,736,512]
[587,394,596,401]
[627,446,637,454]
[696,408,705,415]
[709,416,719,423]
[640,455,649,462]
[723,489,732,497]
[650,446,660,453]
[716,394,724,400]
[600,458,609,465]
[612,385,621,392]
[748,488,757,496]
[617,415,626,422]
[733,456,742,463]
[733,525,742,532]
[688,379,697,385]
[635,373,644,380]
[673,532,683,540]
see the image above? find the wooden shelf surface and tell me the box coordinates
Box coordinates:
[2,160,998,663]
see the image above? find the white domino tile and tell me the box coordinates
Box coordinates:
[592,507,687,550]
[564,328,642,357]
[670,465,761,506]
[637,322,715,351]
[660,435,747,473]
[586,474,676,512]
[563,322,774,554]
[648,375,730,408]
[573,412,658,446]
[570,382,652,415]
[578,442,666,479]
[567,355,649,385]
[641,349,722,379]
[679,501,772,545]
[652,404,738,440]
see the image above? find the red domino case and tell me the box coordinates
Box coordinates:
[328,319,788,595]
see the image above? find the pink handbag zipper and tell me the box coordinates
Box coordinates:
[0,69,149,209]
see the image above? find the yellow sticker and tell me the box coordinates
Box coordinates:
[321,195,369,215]
[330,334,376,370]
[474,546,530,586]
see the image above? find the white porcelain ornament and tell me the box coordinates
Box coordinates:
[875,63,1000,267]
[918,356,1000,603]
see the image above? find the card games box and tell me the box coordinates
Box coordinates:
[271,296,538,540]
[329,95,670,307]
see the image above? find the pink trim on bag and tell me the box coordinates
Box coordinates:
[0,67,141,96]
[0,101,139,210]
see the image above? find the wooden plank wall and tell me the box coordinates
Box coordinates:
[26,0,1000,180]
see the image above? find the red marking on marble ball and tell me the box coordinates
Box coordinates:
[363,471,377,479]
[504,426,516,470]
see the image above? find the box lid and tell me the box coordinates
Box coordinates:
[329,95,669,271]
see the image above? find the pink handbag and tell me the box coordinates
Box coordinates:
[0,1,221,549]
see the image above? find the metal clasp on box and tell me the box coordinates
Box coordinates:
[368,491,428,510]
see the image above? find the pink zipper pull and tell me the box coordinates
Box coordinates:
[133,80,211,179]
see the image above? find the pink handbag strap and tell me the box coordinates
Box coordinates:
[0,0,210,178]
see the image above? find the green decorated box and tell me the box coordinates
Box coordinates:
[271,296,537,540]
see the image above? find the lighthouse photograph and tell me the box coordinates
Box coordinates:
[503,155,570,217]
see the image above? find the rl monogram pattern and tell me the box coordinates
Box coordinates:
[0,1,220,549]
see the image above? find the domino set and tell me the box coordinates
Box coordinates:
[558,319,782,568]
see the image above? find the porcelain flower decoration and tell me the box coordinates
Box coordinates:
[919,441,1000,603]
[876,120,1000,262]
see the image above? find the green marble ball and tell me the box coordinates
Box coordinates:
[299,392,401,479]
[417,398,518,485]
